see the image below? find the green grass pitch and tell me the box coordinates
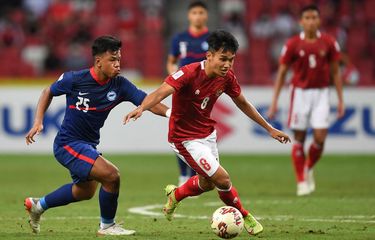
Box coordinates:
[0,154,374,239]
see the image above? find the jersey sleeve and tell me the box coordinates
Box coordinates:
[327,37,341,62]
[120,77,147,106]
[164,66,190,91]
[225,72,242,98]
[50,72,74,96]
[169,34,180,57]
[279,38,295,65]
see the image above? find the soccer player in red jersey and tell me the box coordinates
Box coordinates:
[125,30,290,236]
[267,5,345,196]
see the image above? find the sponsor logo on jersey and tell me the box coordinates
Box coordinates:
[172,70,184,80]
[179,41,188,58]
[195,89,200,95]
[106,91,117,101]
[299,50,305,57]
[78,91,89,96]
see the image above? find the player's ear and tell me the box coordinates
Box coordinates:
[95,55,102,67]
[206,51,212,60]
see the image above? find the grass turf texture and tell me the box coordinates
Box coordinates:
[0,154,374,239]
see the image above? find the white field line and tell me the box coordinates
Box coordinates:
[8,202,374,224]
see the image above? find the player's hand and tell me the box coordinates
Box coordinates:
[25,123,43,145]
[269,128,291,144]
[337,101,345,119]
[124,106,143,124]
[267,104,278,120]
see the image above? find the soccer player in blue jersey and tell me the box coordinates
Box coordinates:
[166,1,210,186]
[24,36,169,236]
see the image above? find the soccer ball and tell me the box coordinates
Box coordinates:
[211,206,244,239]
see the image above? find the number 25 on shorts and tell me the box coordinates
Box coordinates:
[199,158,211,171]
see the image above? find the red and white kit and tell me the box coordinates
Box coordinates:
[165,61,241,177]
[280,31,340,130]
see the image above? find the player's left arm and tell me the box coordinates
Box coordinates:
[124,83,175,124]
[331,60,345,118]
[232,93,291,144]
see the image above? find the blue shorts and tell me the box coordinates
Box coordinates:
[53,141,101,183]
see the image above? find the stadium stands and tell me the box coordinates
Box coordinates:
[0,0,372,85]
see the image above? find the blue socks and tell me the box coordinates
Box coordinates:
[99,187,118,226]
[177,156,196,177]
[41,183,77,210]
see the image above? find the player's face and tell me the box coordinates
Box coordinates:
[206,49,235,77]
[300,10,320,33]
[188,6,208,28]
[97,50,121,78]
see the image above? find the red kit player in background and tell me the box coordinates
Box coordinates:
[268,5,345,196]
[125,30,290,236]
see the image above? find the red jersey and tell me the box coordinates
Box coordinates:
[165,61,241,142]
[280,31,341,88]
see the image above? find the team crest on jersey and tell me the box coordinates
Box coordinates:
[201,41,208,51]
[106,91,117,101]
[195,89,200,95]
[319,50,326,57]
[216,89,224,96]
[299,50,305,57]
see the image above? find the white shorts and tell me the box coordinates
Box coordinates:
[288,87,330,130]
[169,130,220,177]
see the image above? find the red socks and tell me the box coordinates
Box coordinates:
[174,175,204,201]
[291,143,306,182]
[218,186,249,217]
[307,142,323,169]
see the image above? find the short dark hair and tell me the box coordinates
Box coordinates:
[207,30,239,53]
[188,1,208,11]
[92,35,122,57]
[300,4,320,17]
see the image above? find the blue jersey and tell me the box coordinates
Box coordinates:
[50,68,146,146]
[170,29,210,67]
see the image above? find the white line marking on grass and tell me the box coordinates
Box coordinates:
[127,203,375,224]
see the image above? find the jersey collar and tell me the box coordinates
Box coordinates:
[90,67,110,85]
[188,27,209,38]
[200,60,205,70]
[300,31,321,40]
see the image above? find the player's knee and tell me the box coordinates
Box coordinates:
[214,176,231,190]
[107,169,120,185]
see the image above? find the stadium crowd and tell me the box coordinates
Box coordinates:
[0,0,373,85]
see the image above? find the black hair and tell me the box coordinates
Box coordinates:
[207,30,239,53]
[300,4,320,17]
[92,35,122,57]
[188,1,208,11]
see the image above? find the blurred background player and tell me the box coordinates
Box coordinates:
[166,1,210,186]
[125,30,291,236]
[267,5,345,196]
[24,36,169,236]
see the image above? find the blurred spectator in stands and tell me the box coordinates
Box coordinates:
[250,11,275,39]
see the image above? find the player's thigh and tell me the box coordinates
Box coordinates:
[289,87,311,130]
[54,142,101,184]
[89,156,120,184]
[170,140,220,178]
[310,88,330,129]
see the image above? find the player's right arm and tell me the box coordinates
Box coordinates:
[267,63,289,119]
[25,86,53,145]
[267,39,295,120]
[166,34,180,74]
[166,55,179,75]
[26,72,73,145]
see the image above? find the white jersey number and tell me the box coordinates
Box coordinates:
[201,97,210,109]
[76,97,90,112]
[308,54,317,68]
